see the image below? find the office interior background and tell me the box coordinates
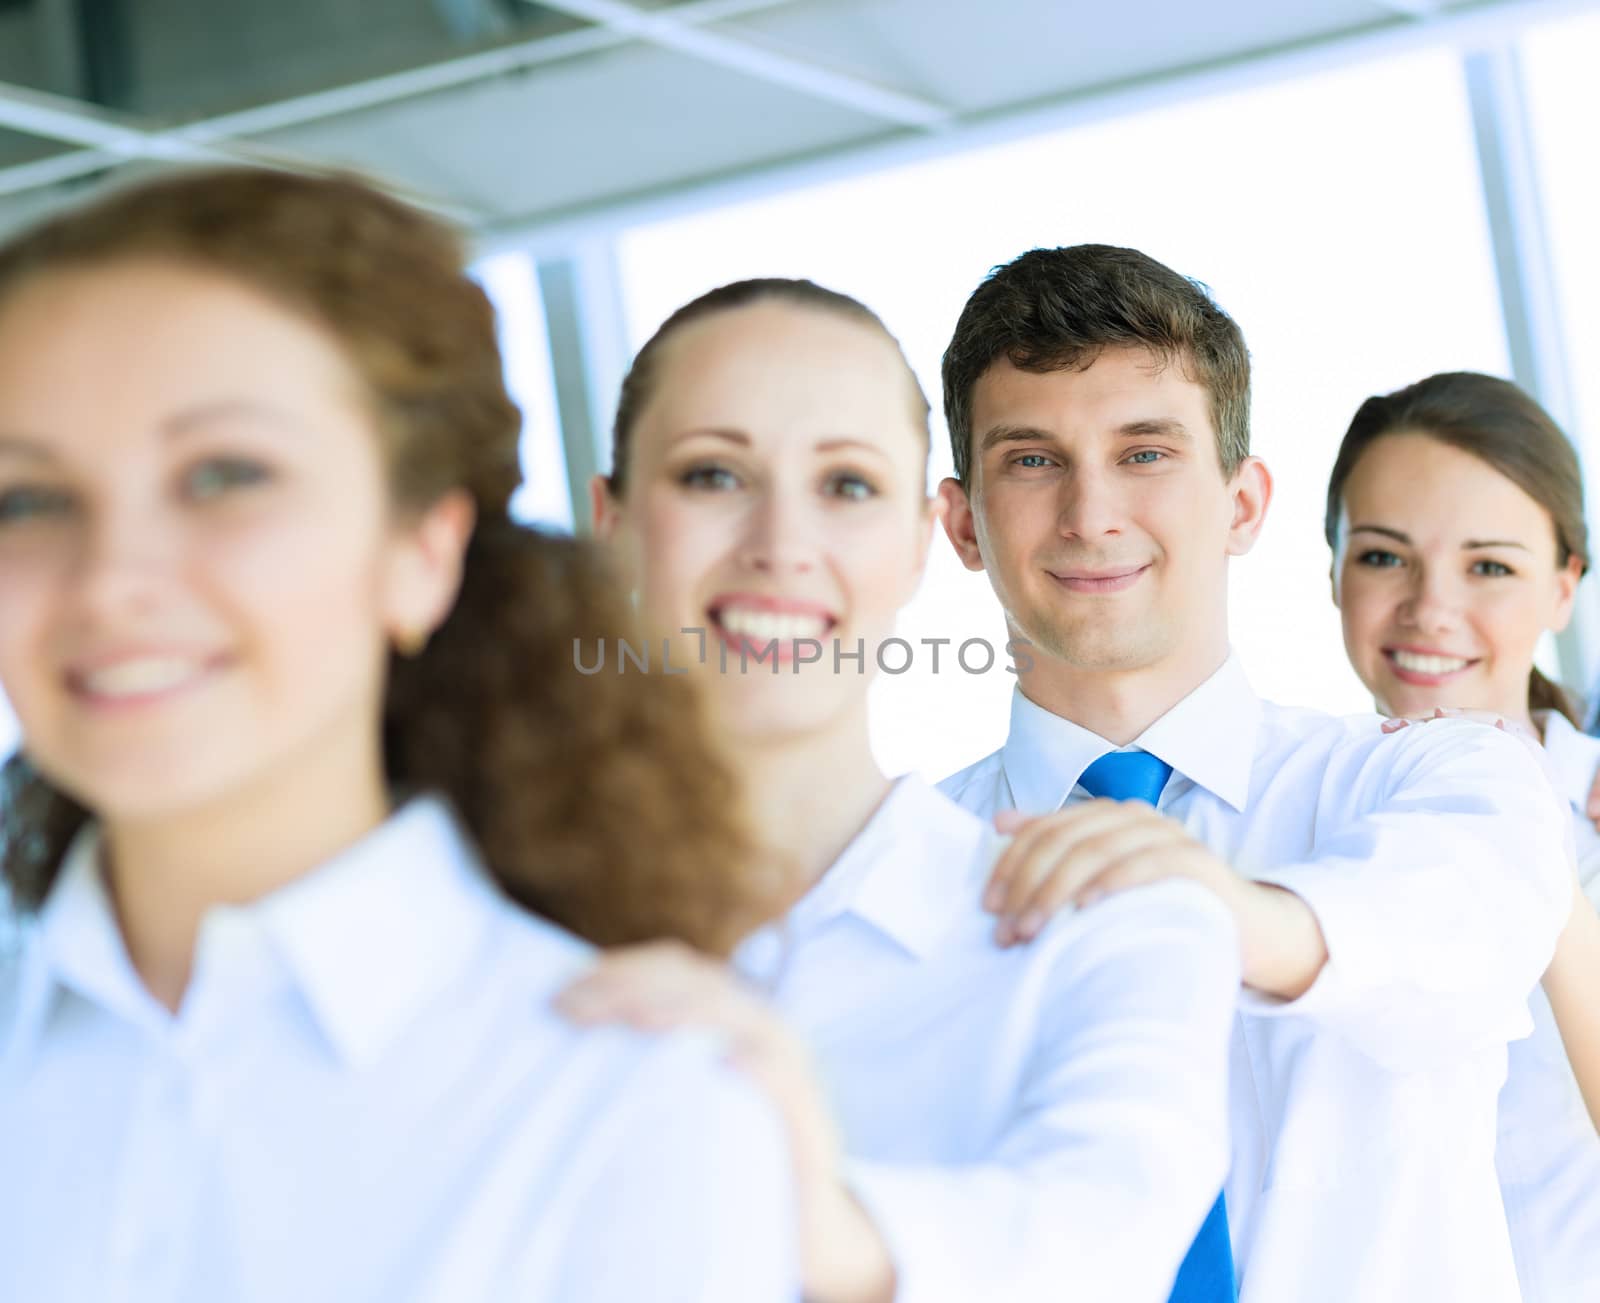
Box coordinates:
[0,0,1597,784]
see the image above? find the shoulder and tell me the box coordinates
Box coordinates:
[553,1019,793,1204]
[1359,711,1550,786]
[936,747,1007,812]
[465,895,791,1147]
[1260,699,1544,784]
[478,891,599,997]
[899,775,995,838]
[1256,698,1380,753]
[0,927,46,1074]
[1037,879,1239,976]
[891,776,1004,881]
[1008,881,1241,1053]
[1539,710,1600,799]
[0,948,20,1044]
[540,1029,798,1298]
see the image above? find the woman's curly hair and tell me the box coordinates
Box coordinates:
[0,167,778,957]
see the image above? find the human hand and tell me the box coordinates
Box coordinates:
[557,942,895,1303]
[985,803,1325,998]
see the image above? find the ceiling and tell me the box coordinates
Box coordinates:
[0,0,1586,243]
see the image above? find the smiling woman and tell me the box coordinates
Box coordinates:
[0,168,799,1303]
[1325,370,1600,1303]
[1327,372,1587,730]
[595,277,934,747]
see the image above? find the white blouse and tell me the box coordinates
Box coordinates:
[1495,710,1600,1303]
[0,797,799,1303]
[737,776,1240,1303]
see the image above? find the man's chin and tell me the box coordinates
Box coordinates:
[1020,621,1163,673]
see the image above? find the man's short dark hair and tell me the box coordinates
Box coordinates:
[941,245,1251,484]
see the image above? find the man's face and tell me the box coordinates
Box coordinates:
[943,346,1266,678]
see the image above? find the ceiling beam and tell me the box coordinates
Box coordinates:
[0,0,804,198]
[0,80,477,219]
[481,0,1600,255]
[530,0,952,129]
[1371,0,1445,17]
[0,80,217,157]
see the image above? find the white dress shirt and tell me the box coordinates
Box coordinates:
[940,656,1572,1303]
[1538,709,1600,908]
[1493,710,1600,1303]
[735,775,1241,1303]
[0,797,798,1303]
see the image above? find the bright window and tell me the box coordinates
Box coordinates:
[618,50,1508,780]
[473,250,574,532]
[1523,11,1600,703]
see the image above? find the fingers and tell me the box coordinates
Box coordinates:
[1587,761,1600,828]
[1074,847,1205,909]
[1382,707,1533,742]
[555,944,846,1195]
[556,941,756,1034]
[1001,819,1193,944]
[992,808,1032,835]
[985,801,1156,922]
[983,807,1069,912]
[985,802,1190,944]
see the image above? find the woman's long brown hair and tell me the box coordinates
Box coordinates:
[0,168,777,957]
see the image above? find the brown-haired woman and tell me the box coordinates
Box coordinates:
[1325,370,1600,1303]
[559,277,1241,1303]
[0,169,798,1302]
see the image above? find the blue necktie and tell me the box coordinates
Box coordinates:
[1078,751,1237,1303]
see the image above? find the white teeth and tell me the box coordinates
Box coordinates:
[1391,651,1470,675]
[80,657,207,698]
[717,607,829,642]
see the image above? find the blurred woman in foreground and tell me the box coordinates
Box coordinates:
[0,168,798,1302]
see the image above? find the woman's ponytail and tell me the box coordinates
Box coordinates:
[386,525,781,957]
[1529,666,1585,731]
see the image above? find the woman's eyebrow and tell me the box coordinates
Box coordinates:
[162,399,306,439]
[815,437,891,458]
[1350,523,1531,552]
[664,426,750,448]
[1349,524,1410,543]
[0,435,55,462]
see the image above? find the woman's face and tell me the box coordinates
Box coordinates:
[0,259,464,822]
[1332,431,1582,723]
[596,300,934,745]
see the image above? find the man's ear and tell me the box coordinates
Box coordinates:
[938,476,986,572]
[1224,456,1273,557]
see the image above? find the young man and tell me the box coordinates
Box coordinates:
[936,245,1573,1303]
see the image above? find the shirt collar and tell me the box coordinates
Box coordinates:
[9,796,498,1071]
[1001,653,1261,813]
[1536,709,1599,813]
[783,776,992,961]
[6,825,151,1067]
